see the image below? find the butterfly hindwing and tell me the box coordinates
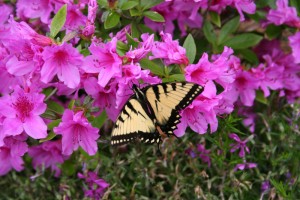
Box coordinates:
[111,98,160,145]
[144,82,203,135]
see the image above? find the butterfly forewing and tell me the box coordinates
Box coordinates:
[111,98,160,145]
[145,82,203,135]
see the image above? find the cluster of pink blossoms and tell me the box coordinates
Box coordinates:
[147,0,256,36]
[0,0,299,193]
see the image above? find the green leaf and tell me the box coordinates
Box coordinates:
[270,179,288,198]
[139,59,165,76]
[129,8,141,16]
[235,49,259,64]
[183,34,196,64]
[116,41,129,56]
[41,110,57,120]
[39,119,61,142]
[39,132,56,143]
[255,0,276,8]
[131,23,140,38]
[104,11,120,29]
[255,90,268,105]
[266,24,283,39]
[97,0,108,7]
[210,11,221,27]
[143,11,165,22]
[47,119,62,130]
[222,33,263,49]
[126,33,139,48]
[120,1,138,10]
[92,111,107,128]
[218,16,240,44]
[61,157,76,176]
[138,24,155,34]
[162,74,185,82]
[50,4,67,38]
[291,0,300,13]
[203,21,217,44]
[46,101,64,114]
[140,0,163,10]
[68,99,75,110]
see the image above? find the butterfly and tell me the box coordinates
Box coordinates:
[111,82,203,146]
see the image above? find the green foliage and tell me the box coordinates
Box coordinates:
[183,34,197,64]
[140,58,165,76]
[218,17,240,44]
[50,4,67,38]
[2,103,300,199]
[143,11,165,22]
[104,11,120,29]
[2,1,300,199]
[222,33,263,49]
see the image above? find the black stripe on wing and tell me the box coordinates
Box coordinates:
[144,82,203,136]
[111,98,161,146]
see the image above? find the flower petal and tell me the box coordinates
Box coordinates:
[23,115,47,139]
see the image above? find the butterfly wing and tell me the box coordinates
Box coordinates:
[144,82,203,136]
[111,98,161,145]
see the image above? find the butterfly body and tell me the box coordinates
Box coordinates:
[111,82,203,146]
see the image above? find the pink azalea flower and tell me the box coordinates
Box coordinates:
[87,0,98,24]
[5,40,41,76]
[209,0,255,21]
[185,47,236,89]
[175,81,219,136]
[83,77,119,120]
[54,109,99,156]
[114,63,161,115]
[82,0,98,37]
[82,38,122,87]
[28,140,68,177]
[0,134,28,176]
[150,32,189,65]
[41,43,83,89]
[171,0,205,36]
[251,63,284,97]
[144,2,177,35]
[209,0,232,14]
[234,162,257,171]
[266,0,300,28]
[16,0,54,24]
[78,171,109,199]
[0,4,12,24]
[232,0,256,21]
[64,4,86,31]
[0,65,20,95]
[110,26,130,43]
[8,18,53,46]
[229,133,252,157]
[125,33,154,62]
[232,69,259,106]
[217,89,238,114]
[289,32,300,64]
[238,106,256,132]
[0,86,47,139]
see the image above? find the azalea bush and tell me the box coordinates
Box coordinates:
[0,0,300,199]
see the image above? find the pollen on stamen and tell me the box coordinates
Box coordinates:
[13,96,34,122]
